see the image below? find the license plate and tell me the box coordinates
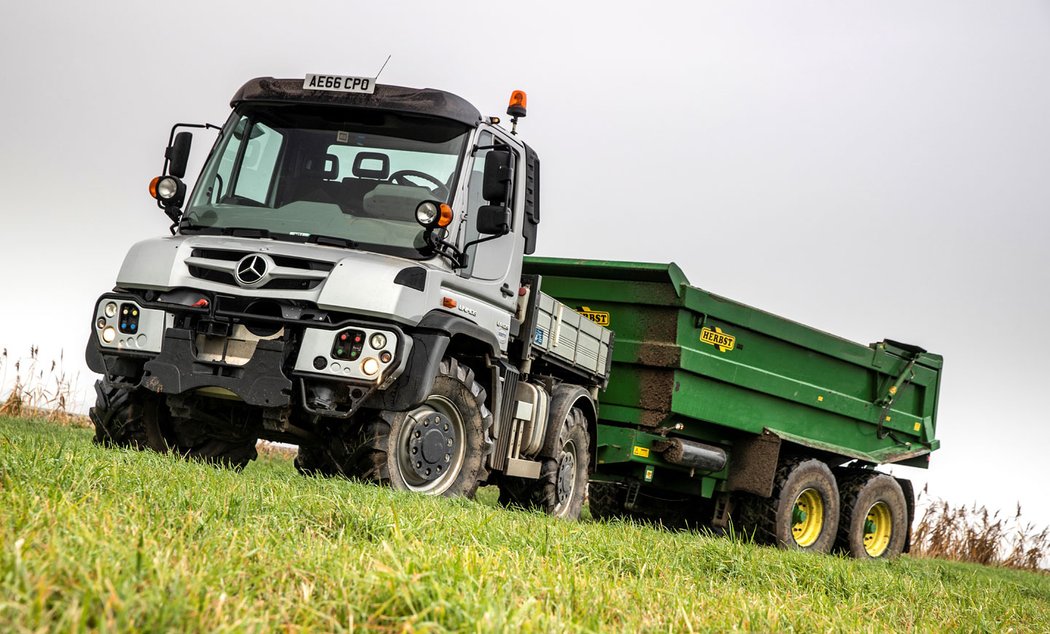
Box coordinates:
[303,74,376,94]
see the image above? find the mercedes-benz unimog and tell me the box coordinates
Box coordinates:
[86,75,942,559]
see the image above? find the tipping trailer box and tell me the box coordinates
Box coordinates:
[522,257,943,500]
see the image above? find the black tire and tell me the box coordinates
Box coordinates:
[167,395,258,470]
[339,358,491,498]
[739,457,840,553]
[836,471,908,559]
[587,481,626,521]
[294,444,340,477]
[89,380,172,451]
[498,407,590,520]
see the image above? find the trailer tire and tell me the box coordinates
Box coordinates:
[345,358,490,498]
[587,482,626,521]
[89,380,171,451]
[742,457,840,553]
[836,471,908,559]
[498,407,589,520]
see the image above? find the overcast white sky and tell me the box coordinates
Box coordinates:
[2,1,1049,529]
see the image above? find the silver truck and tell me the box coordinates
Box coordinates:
[86,76,612,518]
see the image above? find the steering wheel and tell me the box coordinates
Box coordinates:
[389,170,449,198]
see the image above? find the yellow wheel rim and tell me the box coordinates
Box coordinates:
[791,488,825,547]
[863,501,893,557]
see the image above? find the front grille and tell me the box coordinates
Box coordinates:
[187,248,334,290]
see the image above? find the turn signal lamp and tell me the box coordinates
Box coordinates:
[437,203,453,228]
[507,90,527,118]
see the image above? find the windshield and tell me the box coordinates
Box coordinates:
[183,105,471,259]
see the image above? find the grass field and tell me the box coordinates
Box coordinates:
[1,416,1047,632]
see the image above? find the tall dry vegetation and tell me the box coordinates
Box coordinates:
[910,487,1049,571]
[0,346,87,427]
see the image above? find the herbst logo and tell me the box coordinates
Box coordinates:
[700,326,735,352]
[578,306,610,327]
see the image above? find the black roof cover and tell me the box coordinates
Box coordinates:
[231,77,482,126]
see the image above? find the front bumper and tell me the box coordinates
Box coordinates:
[86,292,411,413]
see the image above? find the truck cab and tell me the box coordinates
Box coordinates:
[86,77,609,516]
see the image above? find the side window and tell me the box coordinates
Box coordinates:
[461,131,493,258]
[203,117,244,203]
[233,122,283,204]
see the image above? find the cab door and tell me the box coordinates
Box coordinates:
[457,129,525,308]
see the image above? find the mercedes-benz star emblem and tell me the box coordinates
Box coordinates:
[235,254,269,287]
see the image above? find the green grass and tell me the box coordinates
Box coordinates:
[1,417,1047,632]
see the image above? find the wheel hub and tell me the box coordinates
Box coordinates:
[405,411,456,483]
[790,487,825,548]
[862,501,893,557]
[555,440,578,508]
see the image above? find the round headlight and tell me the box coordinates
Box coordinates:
[369,333,387,350]
[156,176,179,200]
[102,327,116,344]
[415,201,438,226]
[361,357,380,377]
[104,302,118,318]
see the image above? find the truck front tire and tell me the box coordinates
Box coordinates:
[344,357,491,497]
[89,380,171,451]
[836,471,908,559]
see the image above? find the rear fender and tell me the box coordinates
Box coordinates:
[541,384,597,466]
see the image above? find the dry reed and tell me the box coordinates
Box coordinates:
[911,485,1049,571]
[0,346,89,427]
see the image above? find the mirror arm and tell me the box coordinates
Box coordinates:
[424,232,469,269]
[162,122,221,176]
[461,233,502,255]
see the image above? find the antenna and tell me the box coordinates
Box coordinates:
[374,55,392,82]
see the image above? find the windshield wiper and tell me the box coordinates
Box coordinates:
[179,223,358,250]
[179,223,271,239]
[303,234,358,249]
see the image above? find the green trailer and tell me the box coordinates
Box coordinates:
[523,257,943,558]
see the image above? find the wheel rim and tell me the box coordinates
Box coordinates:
[863,501,893,557]
[791,487,825,547]
[395,395,466,494]
[553,439,578,516]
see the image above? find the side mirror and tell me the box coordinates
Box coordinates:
[166,131,193,178]
[482,149,512,204]
[476,205,511,236]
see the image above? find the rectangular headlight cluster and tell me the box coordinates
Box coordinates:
[294,327,408,383]
[94,299,168,353]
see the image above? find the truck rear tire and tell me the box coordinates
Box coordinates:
[498,407,590,520]
[89,380,172,451]
[294,444,340,477]
[342,358,491,497]
[740,457,840,553]
[836,471,908,559]
[166,396,259,470]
